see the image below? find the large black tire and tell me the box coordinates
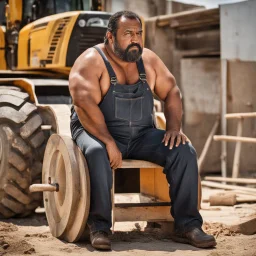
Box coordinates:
[0,86,47,218]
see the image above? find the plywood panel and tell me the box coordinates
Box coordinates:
[220,1,256,61]
[115,206,172,222]
[140,168,155,197]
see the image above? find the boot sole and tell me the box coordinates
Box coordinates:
[172,236,217,248]
[92,244,111,250]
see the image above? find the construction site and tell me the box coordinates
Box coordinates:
[0,0,255,255]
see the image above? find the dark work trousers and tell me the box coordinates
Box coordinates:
[70,46,203,234]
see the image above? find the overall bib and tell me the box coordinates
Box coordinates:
[70,46,203,233]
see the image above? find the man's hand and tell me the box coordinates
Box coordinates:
[162,130,189,149]
[106,141,122,169]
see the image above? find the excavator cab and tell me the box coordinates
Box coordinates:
[1,0,108,71]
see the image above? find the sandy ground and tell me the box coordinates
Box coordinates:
[1,211,256,256]
[1,188,256,256]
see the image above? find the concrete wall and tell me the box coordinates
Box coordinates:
[181,58,221,172]
[220,0,256,61]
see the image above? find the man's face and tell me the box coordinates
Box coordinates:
[112,16,143,62]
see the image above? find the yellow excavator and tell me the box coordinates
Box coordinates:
[0,0,112,218]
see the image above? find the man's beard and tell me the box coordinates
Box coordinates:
[113,40,143,62]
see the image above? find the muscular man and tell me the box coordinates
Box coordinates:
[69,11,216,250]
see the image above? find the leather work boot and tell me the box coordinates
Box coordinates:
[90,231,111,250]
[171,227,217,248]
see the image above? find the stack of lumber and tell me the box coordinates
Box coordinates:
[202,176,256,206]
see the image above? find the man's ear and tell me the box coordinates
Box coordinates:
[107,31,114,44]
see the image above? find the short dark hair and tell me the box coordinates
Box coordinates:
[104,11,142,45]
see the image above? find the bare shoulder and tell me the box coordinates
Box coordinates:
[69,45,104,78]
[141,48,159,62]
[142,48,174,75]
[69,45,105,105]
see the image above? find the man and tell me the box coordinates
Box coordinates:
[69,11,216,250]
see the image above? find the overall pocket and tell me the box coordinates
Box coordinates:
[115,97,143,122]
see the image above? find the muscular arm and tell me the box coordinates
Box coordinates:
[153,53,182,131]
[150,50,188,148]
[69,48,122,168]
[69,49,114,145]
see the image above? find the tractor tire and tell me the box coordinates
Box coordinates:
[0,86,47,218]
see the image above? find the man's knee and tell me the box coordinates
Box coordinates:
[85,144,107,159]
[173,142,197,162]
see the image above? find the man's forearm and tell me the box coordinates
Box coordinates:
[164,87,183,131]
[75,105,115,145]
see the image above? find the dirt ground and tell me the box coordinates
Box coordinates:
[0,210,256,256]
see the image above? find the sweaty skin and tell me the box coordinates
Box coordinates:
[69,16,188,169]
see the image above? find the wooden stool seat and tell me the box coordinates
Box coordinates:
[121,160,162,169]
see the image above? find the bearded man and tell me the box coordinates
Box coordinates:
[69,11,216,251]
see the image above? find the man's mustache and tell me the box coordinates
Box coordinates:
[126,43,142,51]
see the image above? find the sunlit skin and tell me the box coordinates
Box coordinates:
[69,16,189,169]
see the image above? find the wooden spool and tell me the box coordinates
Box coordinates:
[42,134,90,242]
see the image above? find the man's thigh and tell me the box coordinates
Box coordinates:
[75,129,127,158]
[75,129,106,155]
[128,128,169,166]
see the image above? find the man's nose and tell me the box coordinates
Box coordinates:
[131,32,140,43]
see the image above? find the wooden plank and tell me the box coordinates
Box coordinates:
[232,119,243,178]
[115,206,173,222]
[221,59,227,178]
[154,168,170,202]
[202,181,256,193]
[114,193,159,204]
[205,176,256,185]
[121,160,162,169]
[226,112,256,119]
[214,135,256,143]
[140,168,155,197]
[146,8,219,29]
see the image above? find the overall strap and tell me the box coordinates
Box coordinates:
[93,46,117,85]
[136,57,147,83]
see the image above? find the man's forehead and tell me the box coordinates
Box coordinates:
[118,16,142,30]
